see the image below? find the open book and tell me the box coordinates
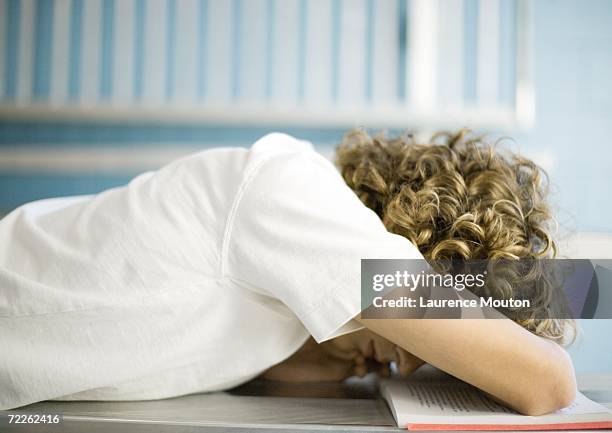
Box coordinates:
[380,368,612,431]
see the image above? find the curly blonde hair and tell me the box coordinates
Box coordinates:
[336,129,574,344]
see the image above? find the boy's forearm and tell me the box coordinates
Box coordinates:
[356,317,577,415]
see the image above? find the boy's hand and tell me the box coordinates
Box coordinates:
[352,346,424,378]
[396,347,425,376]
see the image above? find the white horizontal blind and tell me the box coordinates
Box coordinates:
[0,0,532,129]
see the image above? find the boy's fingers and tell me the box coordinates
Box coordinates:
[354,363,368,377]
[324,346,363,362]
[379,364,391,377]
[396,347,424,376]
[362,359,391,377]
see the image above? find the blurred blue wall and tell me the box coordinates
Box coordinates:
[525,0,612,373]
[522,0,612,234]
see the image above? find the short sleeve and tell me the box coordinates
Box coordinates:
[224,136,424,342]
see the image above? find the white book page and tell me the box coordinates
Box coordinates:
[557,392,612,415]
[381,377,612,427]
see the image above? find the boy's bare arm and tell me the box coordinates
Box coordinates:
[356,317,576,416]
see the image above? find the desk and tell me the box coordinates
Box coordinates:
[2,374,612,433]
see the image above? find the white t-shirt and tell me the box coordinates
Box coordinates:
[0,133,423,409]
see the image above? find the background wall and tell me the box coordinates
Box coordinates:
[523,0,612,373]
[0,0,611,373]
[0,0,526,211]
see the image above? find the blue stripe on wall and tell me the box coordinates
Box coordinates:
[231,0,242,101]
[264,0,274,101]
[499,0,517,106]
[365,0,374,103]
[197,0,208,101]
[0,173,135,212]
[133,0,145,101]
[165,0,176,101]
[0,122,349,146]
[463,0,479,104]
[68,0,84,101]
[4,0,21,101]
[33,0,54,100]
[331,0,341,103]
[397,0,408,102]
[297,0,307,103]
[100,0,114,100]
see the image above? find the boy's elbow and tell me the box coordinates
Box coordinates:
[518,349,577,416]
[555,380,578,412]
[519,378,576,416]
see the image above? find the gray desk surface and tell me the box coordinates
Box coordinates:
[2,373,612,433]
